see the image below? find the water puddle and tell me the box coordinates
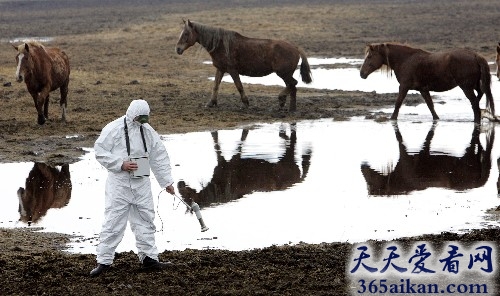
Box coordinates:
[1,120,499,254]
[1,58,499,254]
[214,58,500,120]
[2,37,54,44]
[211,57,408,93]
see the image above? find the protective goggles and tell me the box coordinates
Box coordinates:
[135,115,149,124]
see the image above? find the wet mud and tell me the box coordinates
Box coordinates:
[1,0,500,295]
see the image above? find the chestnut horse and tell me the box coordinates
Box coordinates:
[13,41,70,125]
[175,19,312,111]
[360,43,494,123]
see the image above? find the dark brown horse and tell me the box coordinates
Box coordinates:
[175,19,312,111]
[177,124,311,208]
[361,123,493,196]
[17,163,72,225]
[13,41,70,125]
[496,42,500,80]
[360,43,494,123]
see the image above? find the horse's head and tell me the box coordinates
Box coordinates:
[177,180,200,211]
[176,19,198,55]
[360,44,386,79]
[13,43,33,83]
[496,42,500,80]
[17,187,32,225]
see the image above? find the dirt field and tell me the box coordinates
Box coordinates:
[1,0,500,295]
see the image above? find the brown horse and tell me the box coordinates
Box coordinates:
[360,43,494,123]
[17,163,72,225]
[175,19,312,111]
[13,41,70,125]
[496,42,500,80]
[361,123,493,196]
[177,124,311,208]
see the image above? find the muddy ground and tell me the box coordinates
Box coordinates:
[1,0,500,295]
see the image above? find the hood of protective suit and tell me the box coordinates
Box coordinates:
[126,99,150,121]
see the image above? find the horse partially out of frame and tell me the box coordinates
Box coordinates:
[360,42,494,124]
[175,19,312,111]
[496,42,500,80]
[13,41,70,125]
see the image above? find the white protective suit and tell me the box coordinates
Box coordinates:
[94,99,174,265]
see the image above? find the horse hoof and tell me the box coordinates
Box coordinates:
[206,101,217,108]
[37,117,46,125]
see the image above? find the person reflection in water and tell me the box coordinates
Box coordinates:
[178,123,312,208]
[361,122,494,196]
[17,162,72,226]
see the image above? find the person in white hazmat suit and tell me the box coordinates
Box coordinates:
[90,99,175,277]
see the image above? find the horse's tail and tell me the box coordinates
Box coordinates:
[478,55,495,115]
[298,48,312,84]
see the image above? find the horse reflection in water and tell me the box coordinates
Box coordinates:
[178,124,312,207]
[361,123,494,196]
[17,163,72,225]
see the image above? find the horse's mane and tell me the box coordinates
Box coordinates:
[25,40,45,48]
[18,40,47,54]
[18,40,50,58]
[365,42,417,76]
[364,43,392,76]
[192,22,236,57]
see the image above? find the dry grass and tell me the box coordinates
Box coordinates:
[1,1,500,295]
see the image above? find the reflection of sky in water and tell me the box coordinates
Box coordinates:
[1,120,499,254]
[1,58,499,254]
[2,37,54,43]
[214,58,500,122]
[212,58,402,93]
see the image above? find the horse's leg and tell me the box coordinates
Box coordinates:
[43,93,50,120]
[280,76,298,111]
[30,91,46,125]
[237,129,249,155]
[37,85,52,125]
[421,121,438,154]
[208,69,223,107]
[461,87,481,123]
[60,83,69,122]
[391,87,409,120]
[419,90,439,120]
[289,84,297,112]
[210,131,224,162]
[278,87,291,109]
[228,70,249,108]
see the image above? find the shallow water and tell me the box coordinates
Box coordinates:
[1,60,500,254]
[2,118,499,254]
[216,57,408,93]
[3,37,54,44]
